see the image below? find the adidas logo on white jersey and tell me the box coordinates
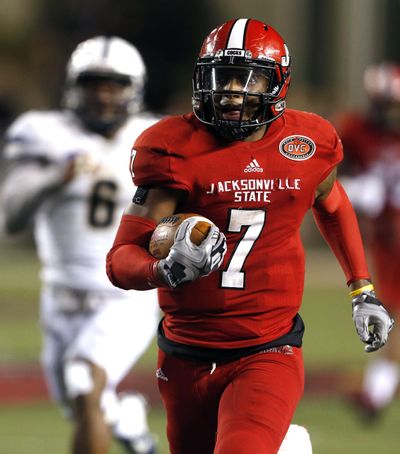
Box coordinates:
[244,158,263,173]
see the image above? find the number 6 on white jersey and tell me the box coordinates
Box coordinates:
[221,209,266,289]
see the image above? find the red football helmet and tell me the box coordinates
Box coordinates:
[192,18,291,140]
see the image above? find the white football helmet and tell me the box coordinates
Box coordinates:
[64,36,147,133]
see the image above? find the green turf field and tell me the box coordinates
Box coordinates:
[1,397,400,454]
[0,402,168,454]
[0,398,399,454]
[1,241,399,453]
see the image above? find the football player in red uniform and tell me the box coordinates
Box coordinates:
[336,62,400,421]
[107,19,394,453]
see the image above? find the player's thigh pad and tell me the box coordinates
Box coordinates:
[157,350,221,454]
[215,347,304,454]
[64,291,159,385]
[157,346,304,454]
[41,329,69,404]
[40,286,88,404]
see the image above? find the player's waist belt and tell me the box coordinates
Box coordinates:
[157,313,304,364]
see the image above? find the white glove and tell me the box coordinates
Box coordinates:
[352,291,394,352]
[157,217,227,288]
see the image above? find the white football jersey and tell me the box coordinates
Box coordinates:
[4,110,158,291]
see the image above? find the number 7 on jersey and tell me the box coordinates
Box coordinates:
[221,209,266,289]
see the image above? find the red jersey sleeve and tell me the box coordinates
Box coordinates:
[130,116,194,193]
[312,112,344,182]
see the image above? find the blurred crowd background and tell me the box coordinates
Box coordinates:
[1,0,400,129]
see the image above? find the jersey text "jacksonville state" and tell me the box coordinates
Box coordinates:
[205,178,301,202]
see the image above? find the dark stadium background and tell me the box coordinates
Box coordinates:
[1,1,400,452]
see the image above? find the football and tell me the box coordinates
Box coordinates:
[149,213,214,259]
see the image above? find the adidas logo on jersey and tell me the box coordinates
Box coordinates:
[244,158,263,173]
[156,368,168,381]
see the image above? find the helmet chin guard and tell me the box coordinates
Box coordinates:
[213,121,262,141]
[192,18,291,140]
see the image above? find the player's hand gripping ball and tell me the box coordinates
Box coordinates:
[149,213,227,288]
[149,213,213,259]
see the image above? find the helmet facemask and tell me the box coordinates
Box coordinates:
[65,72,143,135]
[193,58,289,141]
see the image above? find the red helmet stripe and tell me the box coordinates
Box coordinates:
[226,18,249,49]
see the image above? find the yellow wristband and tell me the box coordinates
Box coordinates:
[349,284,374,298]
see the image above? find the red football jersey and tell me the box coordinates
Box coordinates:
[132,111,343,348]
[337,113,400,170]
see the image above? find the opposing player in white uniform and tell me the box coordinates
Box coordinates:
[0,36,159,454]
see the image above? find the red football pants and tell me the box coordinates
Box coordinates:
[157,346,304,454]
